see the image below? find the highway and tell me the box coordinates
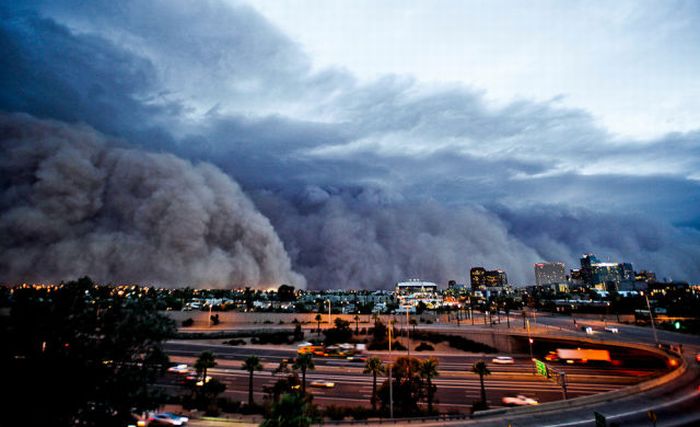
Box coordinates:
[163,314,700,425]
[161,338,660,412]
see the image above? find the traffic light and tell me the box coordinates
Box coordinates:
[674,321,680,330]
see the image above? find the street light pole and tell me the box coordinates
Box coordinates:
[645,294,659,345]
[388,321,393,419]
[406,308,411,357]
[526,319,535,373]
[326,299,332,325]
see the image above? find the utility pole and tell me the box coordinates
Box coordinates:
[388,322,393,419]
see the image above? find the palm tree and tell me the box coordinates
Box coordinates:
[242,355,263,406]
[293,353,315,395]
[363,356,385,411]
[195,351,217,383]
[472,360,491,408]
[354,314,360,335]
[314,314,322,336]
[261,392,314,427]
[419,358,439,413]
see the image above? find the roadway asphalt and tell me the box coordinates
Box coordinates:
[163,313,700,426]
[161,337,660,413]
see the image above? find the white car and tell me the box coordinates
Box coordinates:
[604,326,619,333]
[148,412,189,425]
[502,395,539,406]
[583,326,594,334]
[310,380,336,388]
[492,356,515,364]
[167,364,189,374]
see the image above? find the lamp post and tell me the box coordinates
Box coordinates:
[645,294,659,345]
[526,319,535,374]
[326,299,332,325]
[388,321,393,419]
[404,306,411,357]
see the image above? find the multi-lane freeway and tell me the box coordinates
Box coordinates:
[161,314,700,426]
[161,338,660,412]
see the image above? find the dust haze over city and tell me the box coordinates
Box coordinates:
[3,3,700,427]
[2,0,700,289]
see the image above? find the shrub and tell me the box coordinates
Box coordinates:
[324,405,347,420]
[367,340,406,351]
[210,314,220,325]
[205,404,221,417]
[349,406,371,420]
[415,342,434,352]
[181,318,194,327]
[217,397,242,413]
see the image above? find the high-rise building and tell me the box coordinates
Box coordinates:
[580,253,600,286]
[534,262,566,287]
[470,267,486,290]
[635,270,657,284]
[580,254,636,291]
[484,269,508,287]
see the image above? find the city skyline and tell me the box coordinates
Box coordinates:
[1,1,699,288]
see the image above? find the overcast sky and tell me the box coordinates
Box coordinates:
[1,0,699,287]
[248,0,700,140]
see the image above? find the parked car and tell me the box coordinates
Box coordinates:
[492,356,515,364]
[310,380,336,388]
[148,412,189,426]
[501,395,539,406]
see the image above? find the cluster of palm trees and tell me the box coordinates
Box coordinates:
[240,353,492,414]
[363,356,440,414]
[241,352,316,407]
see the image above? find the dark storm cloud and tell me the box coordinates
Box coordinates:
[1,0,699,286]
[493,205,700,283]
[0,113,305,288]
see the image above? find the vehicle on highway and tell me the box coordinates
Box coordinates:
[167,364,189,374]
[582,326,594,334]
[492,356,515,364]
[548,348,611,364]
[695,353,700,364]
[148,412,189,426]
[310,380,336,388]
[297,344,324,355]
[604,326,619,333]
[501,395,539,406]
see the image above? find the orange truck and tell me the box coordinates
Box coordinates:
[546,348,611,364]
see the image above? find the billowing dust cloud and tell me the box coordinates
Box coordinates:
[0,113,305,288]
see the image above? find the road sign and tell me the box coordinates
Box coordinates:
[534,359,548,378]
[594,411,607,427]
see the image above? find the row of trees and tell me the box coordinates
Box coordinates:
[241,352,490,417]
